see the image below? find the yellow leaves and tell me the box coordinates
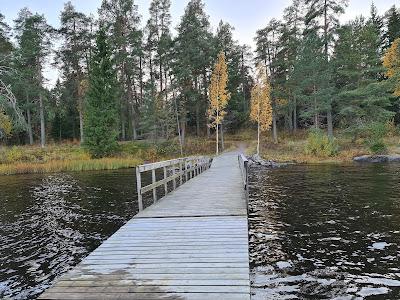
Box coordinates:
[383,38,400,97]
[250,64,273,132]
[0,109,12,138]
[78,78,89,98]
[208,51,230,128]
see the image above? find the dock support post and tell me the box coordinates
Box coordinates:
[152,169,157,203]
[163,166,168,195]
[136,167,143,211]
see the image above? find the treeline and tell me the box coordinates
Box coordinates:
[0,0,399,148]
[0,0,252,147]
[255,0,400,141]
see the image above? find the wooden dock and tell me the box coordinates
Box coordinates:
[39,152,250,300]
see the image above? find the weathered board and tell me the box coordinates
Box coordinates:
[39,152,250,300]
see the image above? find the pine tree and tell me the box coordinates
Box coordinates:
[255,19,281,143]
[208,51,230,155]
[173,0,214,137]
[386,5,400,47]
[304,0,348,137]
[13,9,52,147]
[334,18,394,129]
[250,64,273,155]
[84,28,119,158]
[215,21,251,141]
[99,0,143,141]
[58,2,92,143]
[293,31,332,129]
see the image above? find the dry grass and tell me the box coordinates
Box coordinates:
[1,129,399,175]
[242,129,400,164]
[0,157,143,175]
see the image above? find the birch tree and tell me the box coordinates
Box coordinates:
[208,51,230,155]
[250,64,273,156]
[383,37,400,97]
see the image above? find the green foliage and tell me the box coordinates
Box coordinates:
[305,128,339,157]
[84,28,118,158]
[364,122,389,154]
[0,109,12,139]
[155,140,180,156]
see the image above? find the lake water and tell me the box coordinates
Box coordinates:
[2,163,400,299]
[248,163,400,299]
[0,169,140,299]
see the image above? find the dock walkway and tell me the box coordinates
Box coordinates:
[39,151,250,300]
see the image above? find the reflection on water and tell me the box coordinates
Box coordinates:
[248,163,400,299]
[0,169,138,299]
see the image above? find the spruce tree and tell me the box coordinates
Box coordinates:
[84,28,118,158]
[386,5,400,47]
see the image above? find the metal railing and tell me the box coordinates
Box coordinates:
[238,154,249,197]
[136,156,212,211]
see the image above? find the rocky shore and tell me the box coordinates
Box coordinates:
[353,154,400,163]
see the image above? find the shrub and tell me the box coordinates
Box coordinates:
[365,122,388,154]
[156,141,180,156]
[305,128,339,157]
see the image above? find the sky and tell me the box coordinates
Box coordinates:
[2,0,398,85]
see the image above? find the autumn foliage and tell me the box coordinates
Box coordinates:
[250,64,273,155]
[208,51,230,154]
[383,38,400,97]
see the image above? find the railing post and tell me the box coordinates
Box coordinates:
[244,159,249,191]
[136,167,143,211]
[179,160,183,185]
[152,169,157,203]
[172,163,177,190]
[184,158,188,182]
[163,166,168,195]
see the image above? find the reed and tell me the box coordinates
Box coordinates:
[0,157,143,175]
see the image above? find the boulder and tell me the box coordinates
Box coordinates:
[353,155,400,163]
[248,154,290,168]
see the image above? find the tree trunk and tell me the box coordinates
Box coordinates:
[78,106,84,144]
[195,102,200,136]
[121,117,126,141]
[181,119,186,147]
[220,122,224,151]
[27,107,33,145]
[26,92,33,145]
[39,93,45,148]
[272,112,278,144]
[131,102,138,140]
[293,95,297,133]
[313,84,319,129]
[257,121,260,156]
[216,124,219,155]
[327,106,333,138]
[139,56,144,102]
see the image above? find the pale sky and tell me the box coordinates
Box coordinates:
[1,0,398,85]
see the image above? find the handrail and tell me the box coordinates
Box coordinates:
[238,154,249,193]
[136,156,212,211]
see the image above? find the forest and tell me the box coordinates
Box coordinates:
[0,0,400,163]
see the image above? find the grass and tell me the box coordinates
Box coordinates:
[1,129,399,175]
[245,129,400,164]
[0,137,232,175]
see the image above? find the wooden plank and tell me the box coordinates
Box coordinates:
[62,274,250,281]
[68,267,249,274]
[40,292,249,300]
[55,279,250,287]
[39,152,250,300]
[42,286,250,294]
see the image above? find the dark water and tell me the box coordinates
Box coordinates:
[249,163,400,299]
[0,169,140,299]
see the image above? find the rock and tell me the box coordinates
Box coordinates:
[353,155,400,163]
[248,154,290,168]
